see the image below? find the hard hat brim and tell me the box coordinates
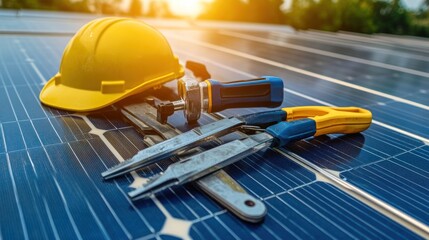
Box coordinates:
[40,76,131,112]
[40,65,184,112]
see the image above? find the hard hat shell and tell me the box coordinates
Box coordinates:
[40,17,184,112]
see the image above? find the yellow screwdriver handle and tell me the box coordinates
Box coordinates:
[281,106,372,136]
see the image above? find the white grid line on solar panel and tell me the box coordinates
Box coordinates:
[32,37,65,82]
[289,139,380,171]
[0,136,418,237]
[224,108,424,211]
[52,177,83,239]
[174,49,429,144]
[193,113,424,237]
[292,144,428,210]
[174,46,408,109]
[171,47,428,233]
[8,27,426,110]
[219,30,429,78]
[0,88,47,150]
[197,115,316,195]
[84,197,111,239]
[15,40,46,84]
[84,138,158,235]
[303,31,429,54]
[112,118,246,219]
[266,198,320,239]
[86,124,203,239]
[78,117,165,233]
[6,41,63,140]
[137,119,304,216]
[309,186,395,237]
[2,11,428,55]
[23,34,428,119]
[2,23,424,237]
[291,186,384,238]
[94,124,231,231]
[42,197,60,239]
[3,40,164,237]
[5,153,29,239]
[219,108,422,167]
[119,100,424,235]
[356,146,429,183]
[280,150,429,238]
[67,140,133,238]
[375,35,429,49]
[189,57,419,113]
[399,147,429,168]
[167,33,429,111]
[233,154,312,194]
[275,194,342,238]
[344,167,429,222]
[268,31,429,62]
[169,31,429,101]
[360,161,429,208]
[316,185,415,238]
[290,125,424,166]
[1,49,88,150]
[107,113,320,231]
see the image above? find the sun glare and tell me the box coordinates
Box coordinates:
[167,0,206,17]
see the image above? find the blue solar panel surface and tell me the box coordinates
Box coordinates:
[0,10,428,239]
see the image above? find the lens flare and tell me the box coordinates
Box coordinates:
[168,0,205,17]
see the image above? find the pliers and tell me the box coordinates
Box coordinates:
[102,106,372,200]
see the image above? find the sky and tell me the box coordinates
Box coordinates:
[403,0,425,9]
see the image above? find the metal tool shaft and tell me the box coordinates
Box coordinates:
[129,133,273,200]
[101,117,243,179]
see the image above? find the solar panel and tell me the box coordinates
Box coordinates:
[0,10,428,239]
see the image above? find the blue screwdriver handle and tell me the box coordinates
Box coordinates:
[206,76,284,113]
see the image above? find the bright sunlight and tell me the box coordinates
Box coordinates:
[167,0,206,17]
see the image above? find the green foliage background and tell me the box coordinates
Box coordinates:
[199,0,429,37]
[1,0,428,37]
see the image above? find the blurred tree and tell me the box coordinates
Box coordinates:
[147,0,174,18]
[286,0,416,35]
[372,0,410,34]
[199,0,246,21]
[2,0,40,8]
[128,0,142,16]
[337,0,376,33]
[58,0,90,12]
[286,0,341,31]
[417,0,429,17]
[93,0,121,14]
[199,0,284,23]
[246,0,284,23]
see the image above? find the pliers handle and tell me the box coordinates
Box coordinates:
[265,106,372,147]
[282,106,372,136]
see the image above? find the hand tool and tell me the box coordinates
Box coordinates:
[124,106,372,200]
[119,101,267,222]
[156,75,284,123]
[102,109,288,179]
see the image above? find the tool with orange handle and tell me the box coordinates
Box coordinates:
[102,106,372,200]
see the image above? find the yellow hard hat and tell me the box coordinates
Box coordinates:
[40,17,184,112]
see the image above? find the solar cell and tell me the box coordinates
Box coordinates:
[0,10,428,239]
